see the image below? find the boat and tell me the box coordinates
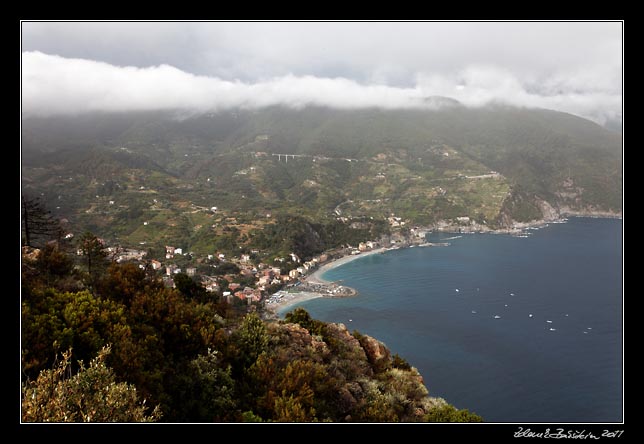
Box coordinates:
[471,310,477,314]
[529,314,533,318]
[455,289,459,292]
[549,328,556,331]
[494,315,501,319]
[546,320,553,323]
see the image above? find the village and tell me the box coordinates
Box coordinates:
[75,222,433,310]
[105,241,377,307]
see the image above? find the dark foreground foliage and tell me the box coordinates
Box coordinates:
[21,246,481,423]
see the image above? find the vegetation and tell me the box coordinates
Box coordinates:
[21,243,481,422]
[21,105,621,255]
[22,346,161,422]
[20,104,619,422]
[21,195,64,248]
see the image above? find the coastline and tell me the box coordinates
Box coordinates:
[262,213,622,318]
[305,247,388,285]
[264,247,388,316]
[427,211,622,235]
[265,291,325,316]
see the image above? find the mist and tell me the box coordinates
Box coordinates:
[22,50,621,125]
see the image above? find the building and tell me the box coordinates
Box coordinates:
[166,264,180,276]
[186,267,197,277]
[229,283,241,292]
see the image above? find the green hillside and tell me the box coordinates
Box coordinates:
[22,105,622,253]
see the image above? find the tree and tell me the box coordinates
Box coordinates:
[21,194,63,248]
[234,313,268,371]
[22,346,161,422]
[21,288,130,379]
[22,243,81,298]
[173,272,208,302]
[77,232,108,287]
[169,349,236,422]
[96,262,161,306]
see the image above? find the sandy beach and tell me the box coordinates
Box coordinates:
[264,291,324,315]
[264,247,389,316]
[305,247,388,285]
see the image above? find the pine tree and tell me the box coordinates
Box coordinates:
[21,195,63,248]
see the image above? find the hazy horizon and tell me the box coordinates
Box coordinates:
[21,21,622,126]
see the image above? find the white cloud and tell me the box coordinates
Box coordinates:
[22,51,621,124]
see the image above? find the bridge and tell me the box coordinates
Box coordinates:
[269,153,360,163]
[271,153,306,163]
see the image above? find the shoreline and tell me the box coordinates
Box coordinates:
[427,212,622,236]
[264,291,326,316]
[262,214,621,317]
[264,247,389,316]
[305,247,389,285]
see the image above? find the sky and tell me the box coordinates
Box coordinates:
[21,21,623,125]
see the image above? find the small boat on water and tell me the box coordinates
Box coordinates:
[455,289,459,292]
[549,328,556,331]
[529,314,533,318]
[546,320,553,323]
[494,315,501,319]
[471,310,477,314]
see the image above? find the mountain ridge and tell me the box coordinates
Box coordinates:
[21,104,622,253]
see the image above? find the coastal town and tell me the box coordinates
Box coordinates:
[66,224,442,315]
[49,197,585,318]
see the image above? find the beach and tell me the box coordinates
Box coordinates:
[264,291,324,316]
[305,247,388,284]
[264,247,388,316]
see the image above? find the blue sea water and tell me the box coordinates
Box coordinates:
[284,218,623,423]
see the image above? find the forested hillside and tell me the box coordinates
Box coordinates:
[21,241,481,422]
[21,106,621,257]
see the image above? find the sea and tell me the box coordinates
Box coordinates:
[281,217,623,423]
